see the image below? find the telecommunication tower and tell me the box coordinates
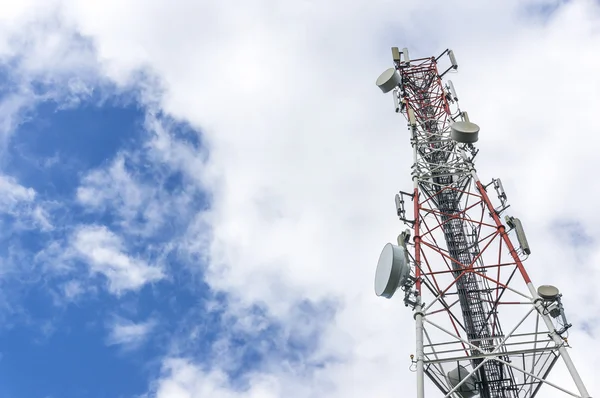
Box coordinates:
[373,48,592,398]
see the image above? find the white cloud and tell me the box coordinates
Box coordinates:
[76,155,145,217]
[48,279,91,307]
[134,0,600,391]
[0,174,35,208]
[2,0,600,396]
[0,174,53,232]
[148,358,312,398]
[0,90,37,147]
[76,149,200,238]
[34,240,71,274]
[61,280,84,301]
[71,225,163,294]
[31,205,53,231]
[0,17,103,145]
[107,316,156,349]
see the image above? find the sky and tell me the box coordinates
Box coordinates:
[0,0,599,397]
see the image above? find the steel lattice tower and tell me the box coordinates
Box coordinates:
[373,48,592,398]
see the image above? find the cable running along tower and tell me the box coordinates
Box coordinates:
[373,48,592,398]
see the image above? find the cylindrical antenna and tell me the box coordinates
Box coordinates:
[448,80,458,101]
[448,50,458,69]
[392,89,400,113]
[392,47,401,62]
[402,47,410,63]
[506,216,532,255]
[408,107,416,126]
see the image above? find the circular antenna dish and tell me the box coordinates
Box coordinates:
[447,365,478,398]
[374,243,410,298]
[450,121,480,143]
[538,285,560,301]
[376,68,401,93]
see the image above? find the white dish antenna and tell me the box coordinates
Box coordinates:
[538,285,560,301]
[374,243,410,298]
[376,68,401,93]
[450,121,480,143]
[447,365,478,398]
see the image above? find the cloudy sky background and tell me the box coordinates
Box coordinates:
[0,0,598,397]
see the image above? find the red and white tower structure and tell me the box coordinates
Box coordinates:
[374,48,592,398]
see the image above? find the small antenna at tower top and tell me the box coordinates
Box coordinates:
[402,47,410,62]
[391,47,410,63]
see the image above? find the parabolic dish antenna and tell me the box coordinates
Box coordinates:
[374,243,410,298]
[538,285,560,301]
[450,121,480,143]
[447,365,478,398]
[376,68,401,93]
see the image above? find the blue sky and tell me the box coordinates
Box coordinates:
[0,99,186,397]
[0,94,333,397]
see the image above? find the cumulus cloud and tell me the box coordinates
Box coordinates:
[71,225,163,294]
[147,358,320,398]
[64,0,600,395]
[1,0,600,397]
[76,143,202,239]
[0,17,103,144]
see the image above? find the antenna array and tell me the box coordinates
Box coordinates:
[374,48,592,398]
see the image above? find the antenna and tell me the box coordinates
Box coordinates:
[376,68,401,93]
[392,47,401,62]
[373,48,591,398]
[439,49,458,78]
[537,285,560,301]
[392,89,400,113]
[407,107,416,127]
[374,243,410,298]
[506,215,532,255]
[447,80,458,101]
[448,50,457,69]
[450,121,480,143]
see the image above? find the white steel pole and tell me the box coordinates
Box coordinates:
[415,301,425,398]
[412,112,425,398]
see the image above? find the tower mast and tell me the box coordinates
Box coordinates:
[374,48,592,398]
